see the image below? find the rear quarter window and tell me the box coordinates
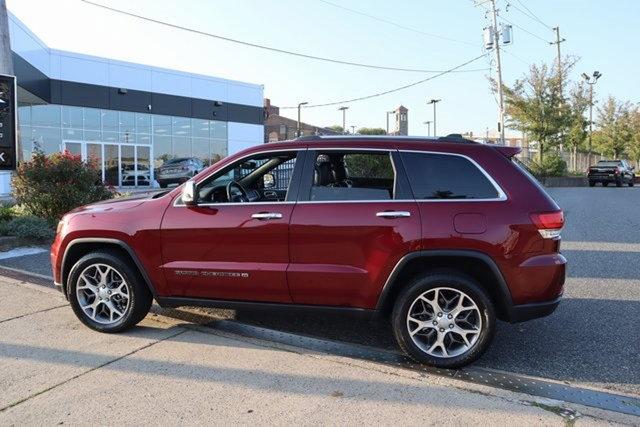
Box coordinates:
[401,152,501,200]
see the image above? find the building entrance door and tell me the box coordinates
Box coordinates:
[63,141,153,188]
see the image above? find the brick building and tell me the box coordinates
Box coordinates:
[263,99,340,143]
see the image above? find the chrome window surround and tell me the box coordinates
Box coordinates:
[172,147,508,207]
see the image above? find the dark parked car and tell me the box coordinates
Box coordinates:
[156,157,204,188]
[51,135,565,368]
[588,160,635,187]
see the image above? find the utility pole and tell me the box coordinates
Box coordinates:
[350,125,356,134]
[550,27,566,98]
[583,71,602,166]
[427,99,441,137]
[489,0,505,144]
[338,106,348,133]
[423,121,432,136]
[296,101,308,137]
[386,111,395,134]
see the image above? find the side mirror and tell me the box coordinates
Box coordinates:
[182,180,198,206]
[263,173,275,189]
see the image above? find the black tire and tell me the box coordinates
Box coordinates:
[391,271,496,368]
[603,182,609,187]
[588,181,595,187]
[616,179,623,187]
[159,182,168,188]
[629,178,634,187]
[67,251,153,333]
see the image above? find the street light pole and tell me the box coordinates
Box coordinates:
[386,111,395,134]
[338,106,349,133]
[423,121,432,136]
[582,71,602,166]
[427,99,441,136]
[297,102,308,137]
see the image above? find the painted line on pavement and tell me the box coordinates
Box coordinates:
[0,247,47,260]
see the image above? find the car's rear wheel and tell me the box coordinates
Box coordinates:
[589,181,595,187]
[616,179,623,187]
[629,177,634,187]
[159,182,168,188]
[392,272,495,368]
[603,182,609,187]
[67,252,152,333]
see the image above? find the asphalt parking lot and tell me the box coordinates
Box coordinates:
[1,186,638,397]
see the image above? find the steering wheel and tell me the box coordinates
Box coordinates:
[226,181,249,203]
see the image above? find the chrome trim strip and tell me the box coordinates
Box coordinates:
[376,211,411,218]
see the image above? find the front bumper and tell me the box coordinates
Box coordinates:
[507,295,562,323]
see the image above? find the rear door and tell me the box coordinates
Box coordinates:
[287,148,421,309]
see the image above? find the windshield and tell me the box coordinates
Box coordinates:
[596,161,621,167]
[165,158,191,165]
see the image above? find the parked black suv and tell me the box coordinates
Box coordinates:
[588,160,635,187]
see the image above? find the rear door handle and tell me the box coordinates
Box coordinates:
[251,212,283,220]
[376,211,411,218]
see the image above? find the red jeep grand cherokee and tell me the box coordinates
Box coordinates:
[51,135,566,368]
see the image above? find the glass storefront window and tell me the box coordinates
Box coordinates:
[136,113,151,134]
[18,104,31,126]
[192,137,210,165]
[137,133,151,145]
[63,128,83,140]
[211,121,227,139]
[62,106,83,129]
[211,139,227,164]
[31,105,61,127]
[119,111,135,134]
[119,132,136,144]
[102,131,118,142]
[19,125,32,160]
[154,135,172,167]
[84,130,102,141]
[153,115,171,135]
[172,116,191,137]
[32,126,62,154]
[101,110,118,132]
[84,108,101,130]
[192,119,210,138]
[172,136,191,158]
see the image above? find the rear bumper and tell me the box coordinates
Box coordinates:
[507,295,561,323]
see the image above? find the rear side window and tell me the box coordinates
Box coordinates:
[310,151,395,201]
[401,152,501,200]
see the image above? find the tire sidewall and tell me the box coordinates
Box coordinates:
[392,272,496,368]
[67,252,141,333]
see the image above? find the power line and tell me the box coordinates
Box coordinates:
[513,0,552,30]
[498,13,551,43]
[80,0,487,74]
[279,53,489,109]
[316,0,478,47]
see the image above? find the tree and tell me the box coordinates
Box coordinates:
[500,60,571,162]
[596,96,632,158]
[327,125,344,133]
[627,108,640,169]
[357,127,387,135]
[565,82,590,171]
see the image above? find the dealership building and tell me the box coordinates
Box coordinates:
[4,13,264,193]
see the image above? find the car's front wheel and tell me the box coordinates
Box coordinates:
[392,272,495,368]
[67,252,152,333]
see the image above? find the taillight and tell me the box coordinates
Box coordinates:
[614,167,621,175]
[530,211,564,239]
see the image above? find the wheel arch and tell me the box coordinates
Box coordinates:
[60,238,158,299]
[376,250,514,321]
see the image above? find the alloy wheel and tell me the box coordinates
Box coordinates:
[406,287,482,358]
[76,263,131,325]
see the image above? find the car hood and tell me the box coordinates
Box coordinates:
[68,190,169,214]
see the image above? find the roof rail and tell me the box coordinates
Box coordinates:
[294,135,323,141]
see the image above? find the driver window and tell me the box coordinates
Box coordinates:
[194,151,299,204]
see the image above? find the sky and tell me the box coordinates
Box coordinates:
[7,0,640,137]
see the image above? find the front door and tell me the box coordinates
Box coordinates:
[287,149,421,309]
[160,149,303,302]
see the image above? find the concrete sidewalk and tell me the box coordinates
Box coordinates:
[0,277,631,425]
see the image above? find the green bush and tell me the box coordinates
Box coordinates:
[12,148,114,223]
[0,205,15,222]
[0,216,54,240]
[527,154,568,177]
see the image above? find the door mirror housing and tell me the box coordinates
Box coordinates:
[263,173,275,189]
[182,180,198,206]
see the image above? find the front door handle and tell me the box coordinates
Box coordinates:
[376,211,411,219]
[251,212,283,220]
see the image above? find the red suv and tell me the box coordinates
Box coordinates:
[51,136,566,367]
